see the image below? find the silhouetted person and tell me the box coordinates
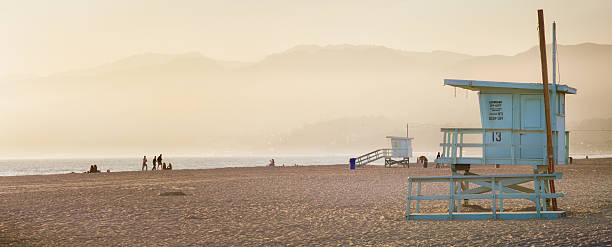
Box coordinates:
[158,154,163,166]
[435,152,441,168]
[268,159,275,167]
[162,162,167,170]
[152,156,157,170]
[142,156,148,171]
[167,163,172,170]
[93,164,98,173]
[89,165,95,173]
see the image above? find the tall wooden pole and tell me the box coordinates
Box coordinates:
[406,123,409,138]
[537,9,558,210]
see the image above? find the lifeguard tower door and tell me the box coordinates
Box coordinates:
[520,95,545,160]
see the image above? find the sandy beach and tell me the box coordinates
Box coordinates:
[1,159,610,246]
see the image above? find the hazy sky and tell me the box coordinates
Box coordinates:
[1,0,611,76]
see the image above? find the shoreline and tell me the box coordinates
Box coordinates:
[2,155,612,177]
[0,163,351,178]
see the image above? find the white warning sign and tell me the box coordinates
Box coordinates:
[480,94,512,129]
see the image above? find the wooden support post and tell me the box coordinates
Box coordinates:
[537,9,558,210]
[406,179,412,218]
[456,181,461,212]
[442,131,448,160]
[482,129,487,165]
[459,133,464,158]
[452,131,458,164]
[491,177,497,219]
[498,180,504,212]
[464,179,470,206]
[449,178,454,219]
[535,176,542,218]
[416,182,421,213]
[541,178,548,211]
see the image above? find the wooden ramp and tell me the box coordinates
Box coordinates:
[354,149,409,168]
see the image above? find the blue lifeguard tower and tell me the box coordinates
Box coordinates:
[405,79,576,220]
[351,136,413,168]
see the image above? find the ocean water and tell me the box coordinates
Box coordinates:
[0,156,351,177]
[1,152,609,177]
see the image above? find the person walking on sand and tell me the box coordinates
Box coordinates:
[152,156,157,170]
[158,154,163,167]
[142,156,148,171]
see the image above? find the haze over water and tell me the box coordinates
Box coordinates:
[2,0,612,169]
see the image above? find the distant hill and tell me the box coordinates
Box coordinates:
[1,43,611,155]
[446,43,612,121]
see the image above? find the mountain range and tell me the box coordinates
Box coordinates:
[2,43,611,156]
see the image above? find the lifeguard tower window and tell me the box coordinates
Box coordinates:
[557,93,565,115]
[437,79,576,167]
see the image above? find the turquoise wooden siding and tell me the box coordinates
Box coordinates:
[438,79,576,166]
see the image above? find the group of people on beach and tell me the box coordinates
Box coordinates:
[267,159,298,167]
[86,164,110,173]
[87,164,100,173]
[415,152,444,168]
[142,154,173,171]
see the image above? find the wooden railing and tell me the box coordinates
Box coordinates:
[437,128,569,166]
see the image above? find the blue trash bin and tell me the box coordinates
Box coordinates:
[349,158,356,170]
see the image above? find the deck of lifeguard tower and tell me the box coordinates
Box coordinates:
[405,79,576,220]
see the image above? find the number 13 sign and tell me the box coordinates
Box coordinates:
[491,132,502,142]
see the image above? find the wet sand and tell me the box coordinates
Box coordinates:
[0,159,610,246]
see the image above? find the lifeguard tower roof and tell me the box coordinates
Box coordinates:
[385,136,413,140]
[444,79,577,94]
